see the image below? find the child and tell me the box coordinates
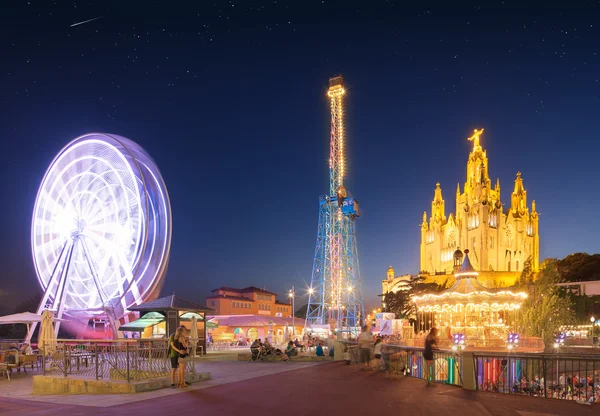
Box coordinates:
[343,349,351,365]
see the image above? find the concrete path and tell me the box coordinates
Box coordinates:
[0,362,597,415]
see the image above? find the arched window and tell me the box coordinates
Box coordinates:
[233,328,243,340]
[247,328,258,339]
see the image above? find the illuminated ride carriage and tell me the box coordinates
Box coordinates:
[412,250,527,349]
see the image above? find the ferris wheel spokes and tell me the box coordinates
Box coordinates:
[80,235,119,337]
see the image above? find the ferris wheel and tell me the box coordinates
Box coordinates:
[30,133,172,337]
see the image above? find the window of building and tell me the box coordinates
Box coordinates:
[211,300,215,307]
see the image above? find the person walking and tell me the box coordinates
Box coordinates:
[423,327,438,386]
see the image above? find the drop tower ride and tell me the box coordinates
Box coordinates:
[305,76,364,336]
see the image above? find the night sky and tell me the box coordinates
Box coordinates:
[1,1,599,312]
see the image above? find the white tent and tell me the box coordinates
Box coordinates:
[0,311,44,325]
[0,311,45,341]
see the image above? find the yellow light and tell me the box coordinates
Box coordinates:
[347,286,353,292]
[308,288,314,295]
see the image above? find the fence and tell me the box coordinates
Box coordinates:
[341,342,463,387]
[41,339,196,382]
[340,341,600,403]
[473,353,600,403]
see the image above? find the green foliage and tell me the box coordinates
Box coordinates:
[556,252,600,282]
[383,277,445,321]
[515,258,576,347]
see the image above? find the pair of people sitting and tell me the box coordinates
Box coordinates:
[282,341,297,361]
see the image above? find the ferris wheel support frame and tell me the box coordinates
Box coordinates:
[27,238,74,341]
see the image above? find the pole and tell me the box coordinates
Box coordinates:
[292,286,295,336]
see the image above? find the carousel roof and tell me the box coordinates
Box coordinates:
[412,250,527,307]
[455,250,478,278]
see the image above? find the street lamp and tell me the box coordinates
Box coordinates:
[289,287,295,336]
[591,316,596,347]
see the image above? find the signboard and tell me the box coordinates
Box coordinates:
[374,313,395,335]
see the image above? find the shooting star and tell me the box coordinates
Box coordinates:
[70,16,102,27]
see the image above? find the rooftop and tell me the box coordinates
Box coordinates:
[128,294,214,313]
[206,294,255,302]
[211,286,278,296]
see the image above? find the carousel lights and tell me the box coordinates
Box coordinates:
[554,332,565,347]
[452,333,466,351]
[507,333,520,346]
[412,290,527,302]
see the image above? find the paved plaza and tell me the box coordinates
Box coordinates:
[0,361,597,416]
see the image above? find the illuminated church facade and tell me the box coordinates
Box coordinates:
[419,129,539,287]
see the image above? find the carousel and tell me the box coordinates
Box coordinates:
[412,249,527,348]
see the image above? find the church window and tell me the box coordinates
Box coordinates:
[516,260,519,271]
[468,213,479,230]
[488,236,494,249]
[426,230,434,244]
[526,222,533,236]
[488,211,498,228]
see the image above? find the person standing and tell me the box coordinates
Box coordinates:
[423,327,437,386]
[358,326,373,368]
[169,326,189,388]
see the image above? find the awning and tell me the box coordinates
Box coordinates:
[180,312,204,321]
[119,318,164,332]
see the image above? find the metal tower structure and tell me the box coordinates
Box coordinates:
[305,76,364,336]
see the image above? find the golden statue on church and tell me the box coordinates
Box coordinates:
[467,128,484,148]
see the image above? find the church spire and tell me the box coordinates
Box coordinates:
[511,172,528,216]
[434,182,443,202]
[431,183,446,223]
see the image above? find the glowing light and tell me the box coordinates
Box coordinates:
[308,287,314,295]
[31,133,172,319]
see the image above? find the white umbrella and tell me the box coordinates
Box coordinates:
[39,310,57,356]
[190,316,199,357]
[0,311,62,341]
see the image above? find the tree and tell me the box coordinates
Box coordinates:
[383,277,445,321]
[515,258,576,348]
[556,252,600,282]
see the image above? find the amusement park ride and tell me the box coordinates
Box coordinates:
[27,134,172,340]
[306,76,365,335]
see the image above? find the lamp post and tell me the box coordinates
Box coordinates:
[289,287,295,336]
[591,316,596,348]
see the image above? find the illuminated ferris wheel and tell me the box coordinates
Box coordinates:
[30,133,172,336]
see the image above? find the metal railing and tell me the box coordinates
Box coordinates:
[41,339,196,382]
[341,341,463,387]
[473,353,600,403]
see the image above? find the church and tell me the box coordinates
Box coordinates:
[419,129,540,288]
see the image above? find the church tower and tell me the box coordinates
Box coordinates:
[419,129,540,287]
